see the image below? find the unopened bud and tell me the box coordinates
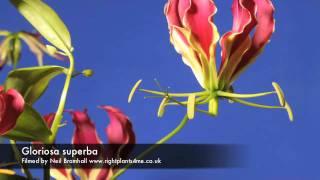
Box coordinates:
[82,69,94,77]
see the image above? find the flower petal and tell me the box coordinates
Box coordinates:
[218,0,275,87]
[170,27,206,88]
[218,0,256,88]
[165,1,206,88]
[0,88,25,135]
[69,109,104,180]
[99,106,135,145]
[69,109,102,145]
[231,0,275,81]
[184,0,219,59]
[165,0,184,27]
[100,105,136,163]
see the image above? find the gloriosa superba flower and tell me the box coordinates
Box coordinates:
[130,0,293,121]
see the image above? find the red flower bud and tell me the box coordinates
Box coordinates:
[0,86,24,135]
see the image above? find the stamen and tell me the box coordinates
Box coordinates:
[217,91,276,99]
[128,79,142,103]
[153,78,164,91]
[231,98,284,109]
[139,89,207,97]
[157,96,169,118]
[284,103,294,121]
[272,82,286,106]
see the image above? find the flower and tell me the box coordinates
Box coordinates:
[0,86,24,135]
[165,0,220,90]
[138,0,292,120]
[164,0,275,91]
[59,106,136,180]
[0,31,64,70]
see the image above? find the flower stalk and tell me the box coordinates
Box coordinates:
[47,52,74,143]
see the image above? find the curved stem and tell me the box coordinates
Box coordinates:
[48,53,75,143]
[9,140,33,180]
[139,89,207,97]
[231,98,284,109]
[217,90,275,99]
[111,114,189,180]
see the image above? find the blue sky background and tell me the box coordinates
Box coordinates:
[1,0,320,179]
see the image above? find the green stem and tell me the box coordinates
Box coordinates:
[232,98,284,109]
[9,140,33,180]
[217,90,275,99]
[139,89,207,97]
[48,53,74,143]
[111,114,189,180]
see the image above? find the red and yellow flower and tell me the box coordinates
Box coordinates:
[165,0,275,91]
[133,0,292,121]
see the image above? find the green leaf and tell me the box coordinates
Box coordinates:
[10,0,72,53]
[4,104,51,142]
[187,94,196,120]
[4,66,66,104]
